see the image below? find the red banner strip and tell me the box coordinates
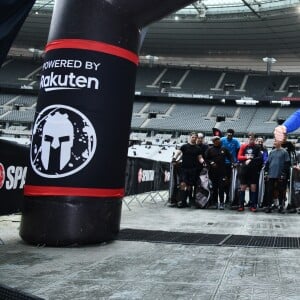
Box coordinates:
[24,185,124,198]
[45,39,139,65]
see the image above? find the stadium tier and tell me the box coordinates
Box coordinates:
[0,59,299,138]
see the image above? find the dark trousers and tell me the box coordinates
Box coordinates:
[224,164,232,201]
[266,178,287,208]
[209,172,226,204]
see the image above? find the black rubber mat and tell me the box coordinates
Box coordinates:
[273,236,300,248]
[119,229,227,245]
[0,283,43,300]
[118,229,300,249]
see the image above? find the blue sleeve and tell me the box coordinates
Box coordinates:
[283,109,300,133]
[262,150,268,164]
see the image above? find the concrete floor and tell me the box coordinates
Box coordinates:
[1,192,300,300]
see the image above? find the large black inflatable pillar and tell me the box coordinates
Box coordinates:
[20,0,194,246]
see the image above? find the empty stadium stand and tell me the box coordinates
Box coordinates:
[0,60,299,140]
[0,58,41,88]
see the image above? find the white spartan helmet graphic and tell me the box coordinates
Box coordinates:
[41,112,74,170]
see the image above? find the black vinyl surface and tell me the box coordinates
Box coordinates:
[118,228,300,249]
[0,284,43,300]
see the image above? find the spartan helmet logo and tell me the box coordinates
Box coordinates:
[41,112,74,170]
[30,104,97,178]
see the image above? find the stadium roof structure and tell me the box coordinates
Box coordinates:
[9,0,300,72]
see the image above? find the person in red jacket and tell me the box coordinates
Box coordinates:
[237,132,263,212]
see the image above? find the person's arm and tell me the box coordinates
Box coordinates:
[204,148,214,166]
[274,109,300,141]
[283,109,300,133]
[172,149,182,162]
[262,148,268,164]
[234,139,240,162]
[264,154,270,179]
[237,143,247,161]
[264,156,269,173]
[197,154,205,164]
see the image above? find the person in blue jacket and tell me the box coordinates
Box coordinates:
[274,109,300,141]
[220,129,240,204]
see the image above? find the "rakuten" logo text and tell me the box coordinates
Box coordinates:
[40,72,100,92]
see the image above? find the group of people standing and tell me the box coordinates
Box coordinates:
[170,109,300,213]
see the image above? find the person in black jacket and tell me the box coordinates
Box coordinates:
[205,136,233,210]
[172,132,205,208]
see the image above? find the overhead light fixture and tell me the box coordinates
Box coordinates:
[262,57,277,75]
[262,57,276,63]
[28,48,44,54]
[236,97,258,105]
[145,55,158,67]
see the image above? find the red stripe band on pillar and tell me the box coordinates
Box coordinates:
[45,39,139,65]
[24,185,124,198]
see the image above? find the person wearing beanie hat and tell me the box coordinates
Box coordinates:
[204,135,232,210]
[211,136,220,141]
